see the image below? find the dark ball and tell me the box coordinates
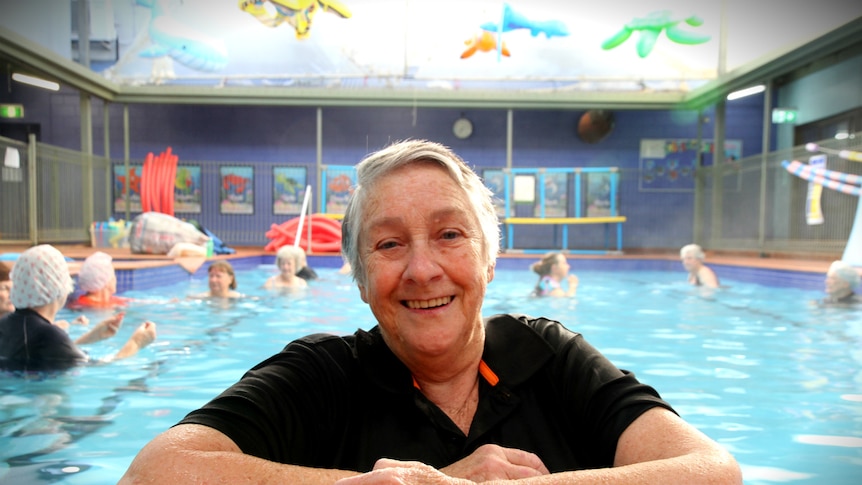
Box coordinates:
[577,110,615,144]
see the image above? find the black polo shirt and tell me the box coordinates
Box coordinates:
[178,313,673,472]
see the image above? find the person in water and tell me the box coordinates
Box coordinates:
[192,260,243,298]
[680,243,720,288]
[264,245,309,290]
[529,251,578,297]
[72,251,131,308]
[0,245,157,372]
[821,260,861,306]
[120,139,741,484]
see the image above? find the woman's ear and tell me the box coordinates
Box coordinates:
[358,285,368,303]
[486,263,495,283]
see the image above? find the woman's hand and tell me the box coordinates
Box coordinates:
[113,321,158,360]
[335,459,471,485]
[75,313,124,345]
[441,444,549,482]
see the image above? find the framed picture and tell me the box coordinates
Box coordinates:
[174,164,202,213]
[482,169,507,217]
[113,163,143,213]
[323,166,356,215]
[219,165,254,214]
[273,166,308,215]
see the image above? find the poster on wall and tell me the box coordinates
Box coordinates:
[638,138,742,192]
[174,165,202,213]
[323,166,356,215]
[113,163,143,213]
[219,165,254,214]
[273,166,308,215]
[586,172,615,217]
[482,169,507,217]
[541,172,568,218]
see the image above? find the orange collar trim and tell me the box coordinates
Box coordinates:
[412,359,500,389]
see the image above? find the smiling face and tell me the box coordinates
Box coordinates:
[357,162,493,369]
[279,255,297,278]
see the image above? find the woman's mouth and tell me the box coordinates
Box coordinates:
[403,296,453,309]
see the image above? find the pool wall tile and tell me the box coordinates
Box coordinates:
[109,255,826,293]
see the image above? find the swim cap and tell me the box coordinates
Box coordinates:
[10,245,74,308]
[78,251,116,293]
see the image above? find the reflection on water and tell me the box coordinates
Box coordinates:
[0,267,860,484]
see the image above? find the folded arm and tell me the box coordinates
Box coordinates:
[119,424,360,484]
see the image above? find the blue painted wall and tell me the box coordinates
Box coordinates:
[2,75,770,251]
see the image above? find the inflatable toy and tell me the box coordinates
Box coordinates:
[782,159,862,266]
[461,31,510,59]
[128,212,209,255]
[602,10,711,58]
[265,214,342,253]
[136,0,228,72]
[239,0,352,39]
[480,3,569,39]
[805,143,862,162]
[782,160,862,196]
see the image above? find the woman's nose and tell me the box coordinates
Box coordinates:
[403,246,442,284]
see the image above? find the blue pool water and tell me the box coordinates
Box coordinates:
[1,265,860,484]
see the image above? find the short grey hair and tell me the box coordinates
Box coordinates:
[341,139,500,286]
[680,244,705,260]
[276,245,305,270]
[828,260,860,288]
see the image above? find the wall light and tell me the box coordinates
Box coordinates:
[727,85,765,101]
[12,73,60,91]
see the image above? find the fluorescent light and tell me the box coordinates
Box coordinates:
[727,85,765,100]
[12,73,60,91]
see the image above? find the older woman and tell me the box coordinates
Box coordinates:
[0,245,157,372]
[823,260,861,305]
[680,243,720,288]
[72,251,131,308]
[121,140,741,484]
[191,260,242,298]
[264,245,309,290]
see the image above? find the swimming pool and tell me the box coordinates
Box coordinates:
[0,264,859,484]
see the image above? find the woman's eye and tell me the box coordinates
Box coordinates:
[377,240,398,250]
[441,230,460,240]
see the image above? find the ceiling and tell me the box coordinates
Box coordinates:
[1,1,862,110]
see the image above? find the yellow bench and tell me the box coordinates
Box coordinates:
[502,216,627,253]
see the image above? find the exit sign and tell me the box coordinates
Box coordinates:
[0,104,24,119]
[772,108,798,124]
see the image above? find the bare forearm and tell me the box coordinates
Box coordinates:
[75,329,107,345]
[486,453,741,485]
[121,426,360,484]
[120,449,358,484]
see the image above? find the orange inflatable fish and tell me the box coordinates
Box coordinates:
[461,31,510,59]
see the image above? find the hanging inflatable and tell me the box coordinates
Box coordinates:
[782,159,862,266]
[265,214,343,253]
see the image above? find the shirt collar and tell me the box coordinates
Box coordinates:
[356,314,554,393]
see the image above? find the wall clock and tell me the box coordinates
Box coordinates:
[453,117,473,139]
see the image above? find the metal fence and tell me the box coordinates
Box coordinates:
[1,133,859,257]
[694,135,859,255]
